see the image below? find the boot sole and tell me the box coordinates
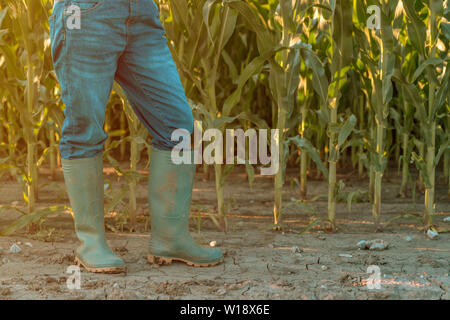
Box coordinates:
[147,254,223,267]
[75,256,126,274]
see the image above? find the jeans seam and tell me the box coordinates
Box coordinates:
[60,1,73,158]
[150,0,160,21]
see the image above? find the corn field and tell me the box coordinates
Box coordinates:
[0,0,449,236]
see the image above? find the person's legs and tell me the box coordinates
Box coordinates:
[50,0,128,272]
[115,1,223,266]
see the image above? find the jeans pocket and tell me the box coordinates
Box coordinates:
[68,0,103,15]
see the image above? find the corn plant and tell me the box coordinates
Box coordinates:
[292,5,330,199]
[395,0,449,230]
[103,84,152,231]
[316,0,356,231]
[0,0,56,214]
[353,0,401,230]
[227,0,333,228]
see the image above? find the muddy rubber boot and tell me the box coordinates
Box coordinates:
[62,155,126,273]
[147,147,223,267]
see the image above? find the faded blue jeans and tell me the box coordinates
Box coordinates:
[49,0,193,159]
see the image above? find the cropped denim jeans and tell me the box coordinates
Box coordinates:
[49,0,193,159]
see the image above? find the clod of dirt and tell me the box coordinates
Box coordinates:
[50,254,74,265]
[418,256,444,268]
[290,246,301,254]
[9,243,21,253]
[339,274,350,284]
[114,246,128,254]
[84,279,99,289]
[357,239,389,251]
[339,274,361,287]
[357,240,369,249]
[216,288,227,296]
[46,277,58,284]
[0,287,11,296]
[426,229,439,240]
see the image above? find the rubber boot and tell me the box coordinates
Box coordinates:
[62,155,126,273]
[147,147,223,267]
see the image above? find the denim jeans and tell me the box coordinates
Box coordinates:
[49,0,193,160]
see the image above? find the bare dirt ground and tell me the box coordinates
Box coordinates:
[0,163,449,300]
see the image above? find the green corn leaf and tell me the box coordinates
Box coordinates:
[441,22,450,40]
[104,187,127,215]
[412,57,443,82]
[211,115,239,131]
[224,0,275,54]
[0,206,67,236]
[171,0,190,31]
[0,6,8,28]
[434,140,449,167]
[300,48,328,105]
[288,135,328,179]
[220,163,235,186]
[223,47,283,117]
[338,114,357,148]
[203,0,218,42]
[431,60,450,118]
[402,0,427,57]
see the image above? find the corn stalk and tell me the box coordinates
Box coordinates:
[324,0,354,230]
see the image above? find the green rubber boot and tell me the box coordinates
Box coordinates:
[147,147,223,267]
[62,155,126,273]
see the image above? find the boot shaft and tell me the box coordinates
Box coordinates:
[62,155,106,248]
[148,147,195,233]
[62,155,105,227]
